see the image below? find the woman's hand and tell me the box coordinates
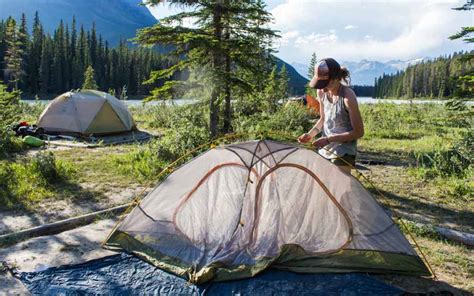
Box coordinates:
[298,133,312,144]
[312,137,330,148]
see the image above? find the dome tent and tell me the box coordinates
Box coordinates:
[37,90,136,136]
[104,140,431,283]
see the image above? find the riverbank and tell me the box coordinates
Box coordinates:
[20,96,474,106]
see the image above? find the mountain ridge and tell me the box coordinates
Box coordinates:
[0,0,157,46]
[291,58,429,86]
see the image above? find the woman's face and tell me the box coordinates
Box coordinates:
[323,79,339,92]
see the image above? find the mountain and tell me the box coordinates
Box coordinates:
[276,58,308,95]
[0,0,308,94]
[290,62,311,80]
[291,58,428,86]
[0,0,157,46]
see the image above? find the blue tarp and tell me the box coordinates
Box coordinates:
[17,253,403,295]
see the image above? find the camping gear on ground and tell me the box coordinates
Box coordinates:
[285,95,320,114]
[23,135,45,147]
[306,93,320,113]
[104,140,431,284]
[12,121,41,138]
[37,90,136,136]
[15,253,403,295]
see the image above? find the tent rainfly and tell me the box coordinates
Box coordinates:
[37,90,136,136]
[104,140,431,283]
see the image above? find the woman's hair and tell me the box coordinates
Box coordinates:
[339,67,351,85]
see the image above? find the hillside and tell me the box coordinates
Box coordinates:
[0,0,308,94]
[0,0,157,46]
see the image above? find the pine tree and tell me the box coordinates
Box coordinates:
[0,82,21,153]
[0,82,20,125]
[307,52,317,79]
[263,65,279,113]
[39,35,52,93]
[446,0,473,122]
[140,0,277,136]
[0,14,168,97]
[278,64,290,100]
[306,52,318,97]
[119,84,128,100]
[82,65,98,90]
[52,20,66,92]
[18,13,29,89]
[28,11,43,94]
[4,17,24,90]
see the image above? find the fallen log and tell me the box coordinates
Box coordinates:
[433,225,474,247]
[0,203,131,248]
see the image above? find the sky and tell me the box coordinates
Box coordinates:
[147,0,473,65]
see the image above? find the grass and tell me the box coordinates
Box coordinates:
[400,219,472,288]
[1,100,472,292]
[0,152,77,210]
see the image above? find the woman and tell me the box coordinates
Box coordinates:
[298,58,364,173]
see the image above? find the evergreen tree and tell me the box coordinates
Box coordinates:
[4,17,24,90]
[39,35,52,93]
[446,0,473,123]
[0,82,21,153]
[374,51,473,99]
[27,11,43,94]
[307,52,317,79]
[306,52,318,97]
[82,65,98,89]
[140,0,277,136]
[278,64,290,100]
[18,13,29,89]
[0,13,168,96]
[51,20,66,92]
[263,65,279,113]
[119,84,128,100]
[0,82,20,125]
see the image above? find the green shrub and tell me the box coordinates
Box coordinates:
[113,103,210,182]
[413,130,472,178]
[132,102,208,131]
[0,84,23,155]
[30,152,76,185]
[233,103,313,136]
[360,103,446,140]
[0,152,76,210]
[112,140,167,183]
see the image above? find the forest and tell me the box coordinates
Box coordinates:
[374,51,473,99]
[0,13,169,96]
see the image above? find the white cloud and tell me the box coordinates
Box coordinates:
[269,0,472,63]
[145,0,472,63]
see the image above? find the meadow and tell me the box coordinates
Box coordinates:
[0,101,472,292]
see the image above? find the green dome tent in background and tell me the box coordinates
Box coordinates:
[37,90,136,136]
[104,140,431,284]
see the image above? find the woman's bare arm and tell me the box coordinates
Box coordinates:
[308,91,325,137]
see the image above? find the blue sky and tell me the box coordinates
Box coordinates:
[147,0,473,64]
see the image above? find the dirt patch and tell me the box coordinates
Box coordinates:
[0,218,118,295]
[358,164,473,233]
[0,185,148,235]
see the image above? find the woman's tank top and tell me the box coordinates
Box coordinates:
[319,85,357,159]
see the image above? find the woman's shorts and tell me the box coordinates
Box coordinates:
[330,154,356,167]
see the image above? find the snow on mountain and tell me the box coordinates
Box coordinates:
[291,58,428,86]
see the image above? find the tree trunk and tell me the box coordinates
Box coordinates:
[223,54,231,133]
[222,7,231,134]
[209,3,223,137]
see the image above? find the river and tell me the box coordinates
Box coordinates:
[22,97,467,106]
